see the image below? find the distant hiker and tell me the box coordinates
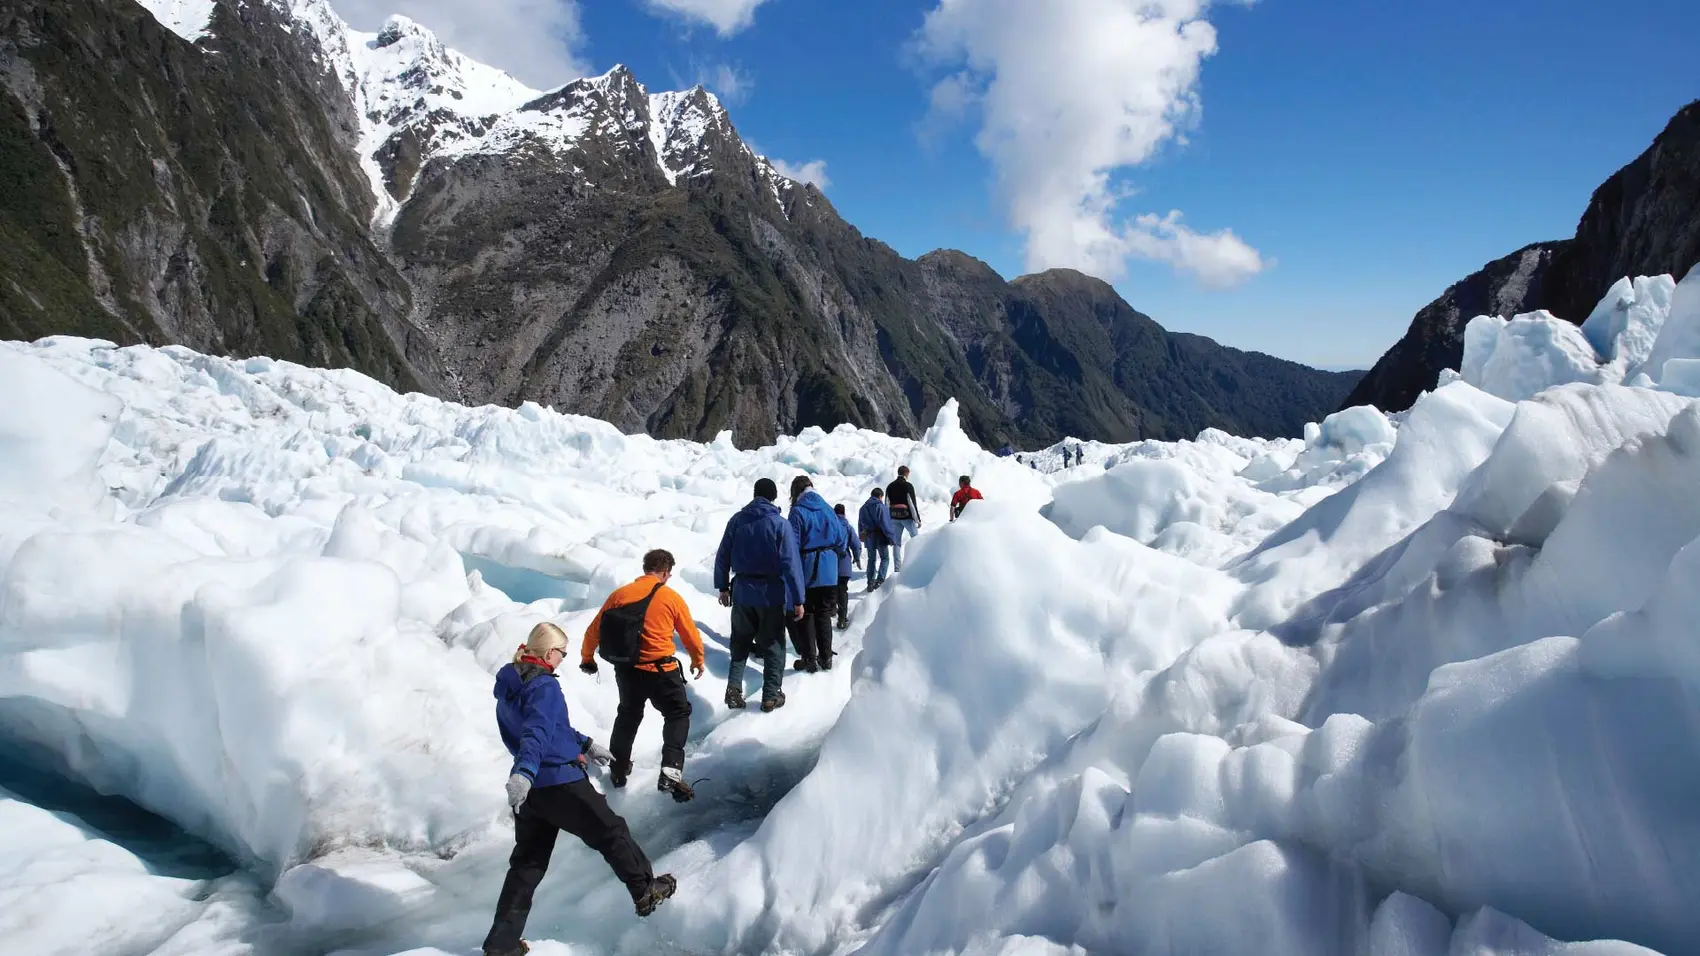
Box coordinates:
[485,623,676,955]
[832,503,862,630]
[787,475,848,672]
[714,478,806,713]
[885,465,922,571]
[579,550,704,803]
[858,487,898,590]
[949,475,983,522]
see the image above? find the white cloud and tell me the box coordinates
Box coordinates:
[644,0,773,36]
[695,62,753,104]
[769,158,831,191]
[916,0,1267,288]
[331,0,589,88]
[1125,211,1268,289]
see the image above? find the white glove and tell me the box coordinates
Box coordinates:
[586,740,614,767]
[506,773,532,811]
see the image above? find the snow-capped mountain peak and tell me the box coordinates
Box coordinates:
[173,0,819,220]
[649,85,735,185]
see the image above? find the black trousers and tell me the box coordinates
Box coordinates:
[611,664,691,770]
[787,585,838,666]
[836,577,850,622]
[728,603,788,701]
[483,778,653,952]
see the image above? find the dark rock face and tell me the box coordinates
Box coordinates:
[1543,102,1700,324]
[1348,101,1700,415]
[0,0,430,392]
[1342,243,1564,414]
[3,0,1359,446]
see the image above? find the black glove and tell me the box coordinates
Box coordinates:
[579,661,598,675]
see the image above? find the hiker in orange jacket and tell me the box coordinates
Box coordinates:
[579,549,705,802]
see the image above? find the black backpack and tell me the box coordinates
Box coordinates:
[596,581,665,666]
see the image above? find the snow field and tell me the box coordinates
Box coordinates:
[4,265,1700,956]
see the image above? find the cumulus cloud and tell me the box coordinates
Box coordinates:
[769,157,832,190]
[644,0,773,36]
[332,0,589,88]
[916,0,1267,288]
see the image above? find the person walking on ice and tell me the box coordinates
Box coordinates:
[787,475,847,672]
[949,475,983,522]
[832,502,861,629]
[578,550,704,803]
[484,623,676,956]
[714,478,806,712]
[858,486,897,590]
[885,465,922,571]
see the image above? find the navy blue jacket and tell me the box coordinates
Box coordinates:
[859,496,899,547]
[714,498,806,608]
[495,662,591,788]
[835,514,862,580]
[789,490,848,589]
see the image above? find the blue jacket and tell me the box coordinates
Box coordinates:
[714,498,806,608]
[835,514,862,580]
[789,489,848,589]
[495,662,591,788]
[859,496,898,547]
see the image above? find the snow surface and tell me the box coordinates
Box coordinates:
[6,269,1700,956]
[136,0,218,42]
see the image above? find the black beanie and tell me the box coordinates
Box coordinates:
[754,478,778,501]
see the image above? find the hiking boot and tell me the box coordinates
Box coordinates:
[484,942,529,956]
[793,658,819,673]
[835,616,849,630]
[760,692,787,712]
[820,654,834,671]
[609,759,632,788]
[635,874,677,917]
[724,687,747,709]
[658,767,694,803]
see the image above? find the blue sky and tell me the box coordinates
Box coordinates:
[339,0,1699,370]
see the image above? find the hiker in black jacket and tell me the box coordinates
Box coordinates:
[885,466,922,572]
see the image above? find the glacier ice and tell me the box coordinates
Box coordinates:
[3,267,1699,956]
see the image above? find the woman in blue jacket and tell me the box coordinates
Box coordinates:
[483,623,676,956]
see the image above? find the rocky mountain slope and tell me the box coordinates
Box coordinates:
[2,0,1358,446]
[0,0,430,389]
[1346,100,1700,414]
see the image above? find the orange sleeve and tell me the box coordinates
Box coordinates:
[671,590,705,669]
[581,592,615,664]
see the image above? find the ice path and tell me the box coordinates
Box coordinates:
[315,584,894,956]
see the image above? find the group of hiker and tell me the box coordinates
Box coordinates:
[482,465,984,953]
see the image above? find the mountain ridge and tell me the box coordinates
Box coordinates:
[6,0,1360,446]
[1346,100,1700,415]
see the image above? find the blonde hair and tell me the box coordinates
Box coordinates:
[515,621,568,665]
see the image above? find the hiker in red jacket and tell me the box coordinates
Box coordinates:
[949,475,983,522]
